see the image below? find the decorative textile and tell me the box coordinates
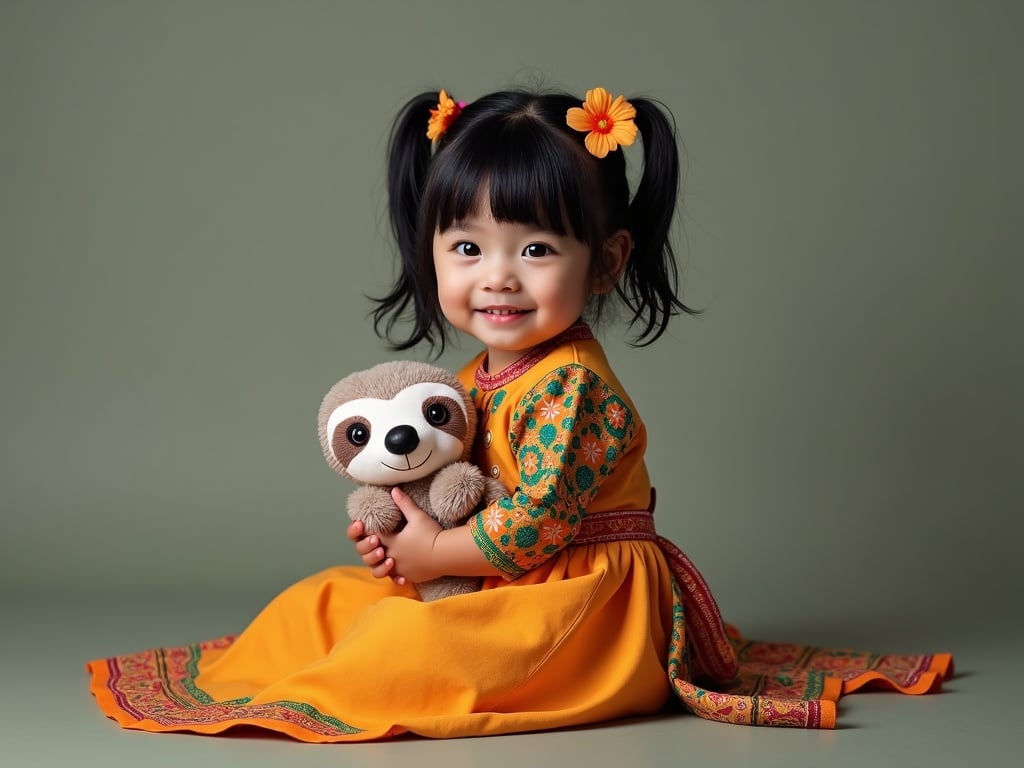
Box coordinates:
[576,508,952,728]
[463,322,653,580]
[469,363,640,578]
[86,325,951,739]
[90,638,362,738]
[86,530,951,737]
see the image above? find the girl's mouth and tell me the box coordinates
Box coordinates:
[480,307,530,315]
[479,308,531,323]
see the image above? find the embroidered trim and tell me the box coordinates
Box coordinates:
[573,510,657,544]
[470,514,526,578]
[475,322,594,391]
[570,503,739,684]
[103,640,363,736]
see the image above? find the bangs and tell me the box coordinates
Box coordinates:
[427,115,598,241]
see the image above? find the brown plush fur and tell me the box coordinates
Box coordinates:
[318,361,505,601]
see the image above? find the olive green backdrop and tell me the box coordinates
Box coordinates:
[2,0,1020,634]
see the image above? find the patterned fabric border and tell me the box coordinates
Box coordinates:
[575,505,738,683]
[575,506,950,728]
[729,639,948,697]
[102,638,362,737]
[89,506,951,735]
[475,322,594,390]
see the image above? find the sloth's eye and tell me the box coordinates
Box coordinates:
[346,423,370,445]
[425,403,450,426]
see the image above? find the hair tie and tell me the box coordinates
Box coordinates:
[566,87,637,158]
[426,90,466,142]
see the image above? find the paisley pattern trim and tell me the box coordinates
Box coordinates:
[475,322,594,391]
[571,506,952,728]
[91,638,362,737]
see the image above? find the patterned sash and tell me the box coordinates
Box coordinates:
[570,495,951,728]
[573,499,739,684]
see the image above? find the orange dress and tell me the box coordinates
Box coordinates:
[87,324,952,740]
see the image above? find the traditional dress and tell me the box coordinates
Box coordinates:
[87,323,952,740]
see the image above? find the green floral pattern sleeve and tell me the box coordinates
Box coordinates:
[470,364,638,578]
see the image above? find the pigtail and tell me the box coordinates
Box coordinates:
[622,98,698,345]
[370,92,439,350]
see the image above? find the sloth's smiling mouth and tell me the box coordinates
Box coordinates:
[381,451,432,472]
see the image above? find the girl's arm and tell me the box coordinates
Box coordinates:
[466,365,641,579]
[365,487,504,583]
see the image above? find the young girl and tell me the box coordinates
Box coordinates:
[87,86,952,741]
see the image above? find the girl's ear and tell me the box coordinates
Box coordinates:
[592,230,632,295]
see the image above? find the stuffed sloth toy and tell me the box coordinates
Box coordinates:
[318,361,506,601]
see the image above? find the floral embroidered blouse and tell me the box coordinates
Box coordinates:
[457,323,652,579]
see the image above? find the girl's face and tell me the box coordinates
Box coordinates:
[433,209,596,373]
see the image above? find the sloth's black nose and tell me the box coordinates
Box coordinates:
[384,425,420,455]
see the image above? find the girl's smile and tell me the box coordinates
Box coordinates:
[434,211,596,372]
[478,306,532,322]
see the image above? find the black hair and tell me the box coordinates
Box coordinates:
[371,87,698,354]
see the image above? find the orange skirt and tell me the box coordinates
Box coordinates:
[86,526,952,740]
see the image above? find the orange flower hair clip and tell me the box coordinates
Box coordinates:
[566,87,638,158]
[426,89,466,142]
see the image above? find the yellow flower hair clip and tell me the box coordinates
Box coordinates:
[566,87,638,158]
[426,89,466,142]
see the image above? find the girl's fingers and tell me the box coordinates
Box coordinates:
[348,518,402,582]
[345,520,365,541]
[354,534,380,556]
[390,487,425,522]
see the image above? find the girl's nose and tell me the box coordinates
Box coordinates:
[480,256,519,291]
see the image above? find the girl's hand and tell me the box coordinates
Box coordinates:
[378,487,444,584]
[346,519,399,581]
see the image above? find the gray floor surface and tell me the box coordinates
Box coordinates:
[2,593,1018,767]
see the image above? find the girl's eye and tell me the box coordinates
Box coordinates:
[454,242,480,257]
[524,243,552,258]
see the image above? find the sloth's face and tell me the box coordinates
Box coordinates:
[325,381,471,485]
